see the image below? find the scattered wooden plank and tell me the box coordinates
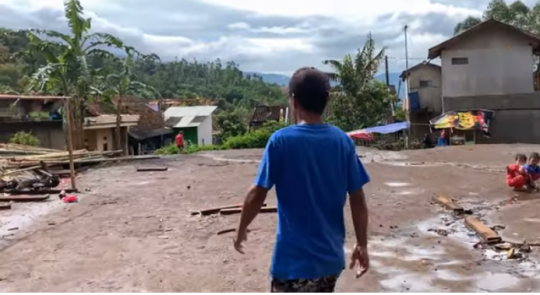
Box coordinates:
[220,206,277,215]
[0,195,50,202]
[217,228,236,235]
[217,228,256,235]
[0,189,78,195]
[432,195,464,213]
[190,203,267,216]
[0,203,11,210]
[136,167,168,172]
[464,216,502,244]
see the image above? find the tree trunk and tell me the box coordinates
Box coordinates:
[71,98,85,150]
[115,96,123,154]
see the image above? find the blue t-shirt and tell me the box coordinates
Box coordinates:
[254,124,370,280]
[524,164,540,174]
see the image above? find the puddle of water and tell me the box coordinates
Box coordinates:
[0,199,66,237]
[476,273,520,291]
[380,273,435,292]
[395,188,424,196]
[385,182,411,187]
[436,269,468,281]
[381,161,446,167]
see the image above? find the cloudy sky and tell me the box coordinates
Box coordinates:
[0,0,531,75]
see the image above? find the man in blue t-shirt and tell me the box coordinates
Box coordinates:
[233,67,371,292]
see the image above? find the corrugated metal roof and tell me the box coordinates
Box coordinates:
[164,106,217,117]
[164,106,217,128]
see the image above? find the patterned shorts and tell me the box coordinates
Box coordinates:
[270,276,338,292]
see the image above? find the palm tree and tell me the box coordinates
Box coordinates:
[24,0,125,149]
[96,49,161,154]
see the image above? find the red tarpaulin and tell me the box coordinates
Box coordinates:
[347,129,374,141]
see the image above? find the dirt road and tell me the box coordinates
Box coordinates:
[0,144,539,292]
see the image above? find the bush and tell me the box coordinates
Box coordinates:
[183,143,222,154]
[155,121,288,154]
[154,141,222,155]
[154,143,179,155]
[222,120,287,149]
[9,131,40,146]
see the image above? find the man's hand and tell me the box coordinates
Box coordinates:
[349,244,369,278]
[233,228,248,254]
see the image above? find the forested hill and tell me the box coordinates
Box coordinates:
[0,28,286,108]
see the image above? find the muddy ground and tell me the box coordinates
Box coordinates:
[0,144,539,292]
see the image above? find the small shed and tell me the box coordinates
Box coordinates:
[164,106,217,146]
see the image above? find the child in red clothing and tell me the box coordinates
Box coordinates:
[507,154,528,191]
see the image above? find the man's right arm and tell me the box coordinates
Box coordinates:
[346,139,370,246]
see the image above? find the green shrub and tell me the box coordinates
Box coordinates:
[9,131,40,146]
[154,143,179,155]
[183,142,222,154]
[222,120,287,149]
[154,142,222,155]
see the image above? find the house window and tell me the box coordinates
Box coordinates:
[451,57,468,65]
[419,80,432,88]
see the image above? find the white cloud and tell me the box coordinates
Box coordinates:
[200,0,481,19]
[0,0,491,75]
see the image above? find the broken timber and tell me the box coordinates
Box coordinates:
[432,195,464,213]
[0,189,78,195]
[220,206,277,215]
[217,228,255,235]
[191,203,267,216]
[464,216,502,244]
[0,195,50,202]
[136,167,168,172]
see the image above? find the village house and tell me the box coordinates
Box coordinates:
[249,105,291,129]
[0,94,141,151]
[400,62,442,135]
[401,19,540,144]
[164,105,217,146]
[86,98,172,155]
[0,95,65,149]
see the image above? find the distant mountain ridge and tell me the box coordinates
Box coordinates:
[245,71,404,99]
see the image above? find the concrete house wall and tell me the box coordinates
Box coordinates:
[440,25,535,98]
[197,116,213,146]
[407,64,443,113]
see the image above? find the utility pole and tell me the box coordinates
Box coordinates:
[384,55,390,86]
[404,24,410,149]
[384,55,394,121]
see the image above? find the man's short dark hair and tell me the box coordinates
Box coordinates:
[530,152,540,160]
[516,153,527,161]
[288,67,330,115]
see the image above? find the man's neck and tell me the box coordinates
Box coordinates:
[296,113,324,125]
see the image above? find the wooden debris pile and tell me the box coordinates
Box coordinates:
[0,143,161,209]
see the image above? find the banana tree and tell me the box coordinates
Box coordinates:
[322,33,390,130]
[96,49,161,154]
[23,0,125,149]
[323,33,385,96]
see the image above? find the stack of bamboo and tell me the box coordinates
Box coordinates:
[0,144,159,177]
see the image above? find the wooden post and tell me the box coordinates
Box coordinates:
[65,99,77,190]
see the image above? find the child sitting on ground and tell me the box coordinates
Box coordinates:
[507,154,528,191]
[523,152,540,190]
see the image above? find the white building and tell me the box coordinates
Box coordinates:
[164,106,217,146]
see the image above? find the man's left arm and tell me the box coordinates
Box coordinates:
[235,136,277,243]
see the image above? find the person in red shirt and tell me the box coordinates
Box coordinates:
[175,131,184,151]
[507,154,528,191]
